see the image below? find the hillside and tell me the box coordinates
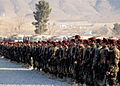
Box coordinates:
[0,0,120,22]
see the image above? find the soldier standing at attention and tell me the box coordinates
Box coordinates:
[62,40,69,78]
[83,39,91,86]
[106,39,120,86]
[88,37,97,86]
[74,39,85,85]
[95,39,102,85]
[99,38,109,86]
[68,39,76,78]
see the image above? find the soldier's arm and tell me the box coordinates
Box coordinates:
[92,48,97,67]
[114,48,120,65]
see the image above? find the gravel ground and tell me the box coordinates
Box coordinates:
[0,57,71,86]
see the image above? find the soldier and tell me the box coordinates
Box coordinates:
[98,38,109,86]
[117,40,120,50]
[67,39,76,78]
[48,41,58,76]
[56,41,64,79]
[106,39,120,85]
[61,40,69,79]
[88,37,97,85]
[31,42,37,69]
[95,39,102,85]
[42,40,51,73]
[82,39,91,86]
[74,39,85,85]
[75,35,80,43]
[34,41,41,70]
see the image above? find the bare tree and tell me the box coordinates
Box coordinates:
[48,22,56,35]
[15,14,26,34]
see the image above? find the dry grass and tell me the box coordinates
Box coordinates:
[0,17,119,37]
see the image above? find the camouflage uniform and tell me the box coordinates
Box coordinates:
[98,45,109,85]
[107,46,120,85]
[74,43,85,84]
[83,42,91,85]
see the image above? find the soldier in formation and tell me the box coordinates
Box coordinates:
[0,35,120,86]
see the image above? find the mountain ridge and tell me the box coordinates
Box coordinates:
[0,0,120,22]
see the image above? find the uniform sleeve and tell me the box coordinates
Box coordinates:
[114,48,120,65]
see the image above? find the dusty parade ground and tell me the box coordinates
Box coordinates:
[0,57,71,86]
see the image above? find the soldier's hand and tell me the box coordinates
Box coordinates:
[64,57,67,60]
[82,60,85,64]
[48,59,50,62]
[54,57,56,60]
[91,66,94,70]
[74,61,77,64]
[106,71,110,75]
[81,60,85,66]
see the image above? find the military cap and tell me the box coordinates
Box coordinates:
[58,41,62,45]
[47,40,51,43]
[75,35,80,39]
[71,39,75,42]
[96,39,102,43]
[52,41,56,46]
[89,37,96,42]
[42,41,46,43]
[78,39,84,43]
[8,42,10,44]
[52,41,55,43]
[44,41,47,44]
[34,41,38,44]
[55,41,58,44]
[67,40,70,43]
[102,38,108,44]
[38,41,41,43]
[13,43,16,45]
[63,40,67,43]
[109,39,117,44]
[117,40,120,44]
[84,40,89,44]
[8,42,13,44]
[108,39,112,43]
[27,40,30,44]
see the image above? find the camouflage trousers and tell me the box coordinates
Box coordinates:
[107,65,119,85]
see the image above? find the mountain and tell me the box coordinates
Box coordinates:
[0,0,120,22]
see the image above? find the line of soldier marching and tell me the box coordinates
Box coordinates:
[0,35,120,86]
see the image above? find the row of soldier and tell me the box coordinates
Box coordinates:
[0,35,120,86]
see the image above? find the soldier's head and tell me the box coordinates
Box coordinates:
[34,41,38,45]
[84,40,89,47]
[96,39,102,47]
[89,37,96,45]
[102,38,108,47]
[47,40,51,44]
[75,35,80,39]
[117,40,120,46]
[62,40,67,46]
[58,41,62,45]
[75,35,81,42]
[30,42,33,46]
[78,39,83,46]
[44,43,47,47]
[38,41,41,45]
[52,41,56,47]
[109,39,116,49]
[70,39,76,46]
